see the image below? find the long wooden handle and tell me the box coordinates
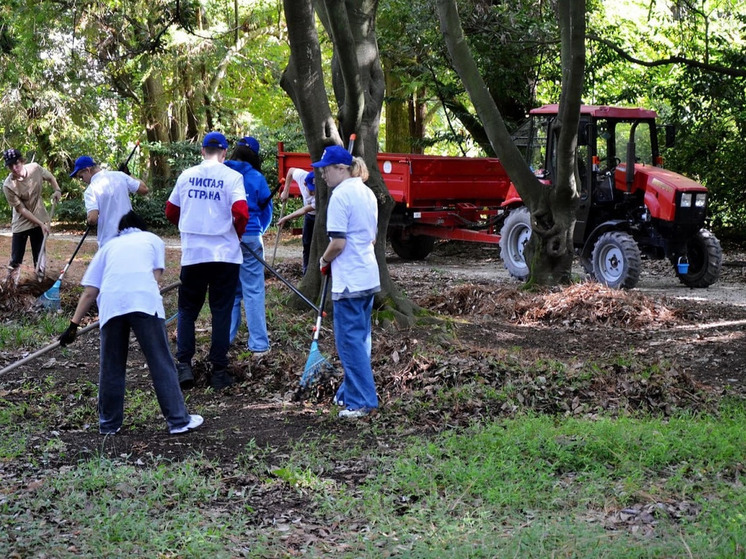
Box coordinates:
[0,281,181,376]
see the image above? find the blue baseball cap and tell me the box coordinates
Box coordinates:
[237,136,260,154]
[304,171,315,191]
[311,145,352,168]
[202,131,229,150]
[70,155,96,177]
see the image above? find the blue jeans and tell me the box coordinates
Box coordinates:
[230,236,270,351]
[333,295,378,410]
[176,261,239,370]
[99,312,191,432]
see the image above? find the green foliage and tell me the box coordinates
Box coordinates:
[586,0,746,240]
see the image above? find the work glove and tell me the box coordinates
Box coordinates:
[320,257,331,276]
[117,163,131,175]
[58,321,79,347]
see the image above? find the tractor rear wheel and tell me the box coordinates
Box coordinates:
[673,229,722,288]
[590,231,642,289]
[389,229,436,260]
[499,207,531,280]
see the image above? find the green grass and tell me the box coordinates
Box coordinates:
[0,313,70,350]
[2,399,746,557]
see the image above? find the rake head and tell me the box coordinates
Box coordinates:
[37,280,61,311]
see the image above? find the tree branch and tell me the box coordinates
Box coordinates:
[587,32,746,77]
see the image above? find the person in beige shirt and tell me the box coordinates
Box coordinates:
[3,148,62,270]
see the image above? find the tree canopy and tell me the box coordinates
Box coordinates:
[0,0,744,241]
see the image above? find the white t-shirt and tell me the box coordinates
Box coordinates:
[81,229,166,328]
[326,177,380,295]
[84,170,141,248]
[291,168,316,216]
[168,159,246,265]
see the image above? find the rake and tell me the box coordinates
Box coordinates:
[37,226,91,311]
[299,274,336,389]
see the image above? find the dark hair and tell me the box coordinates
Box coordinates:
[118,211,149,232]
[229,145,262,171]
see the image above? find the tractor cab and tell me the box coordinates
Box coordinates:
[520,105,663,240]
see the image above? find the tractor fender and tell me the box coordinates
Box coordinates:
[579,220,630,262]
[500,183,524,207]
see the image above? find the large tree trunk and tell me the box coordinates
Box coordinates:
[383,56,412,153]
[437,0,585,286]
[141,71,172,186]
[282,0,417,325]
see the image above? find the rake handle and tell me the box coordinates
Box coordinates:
[0,281,181,377]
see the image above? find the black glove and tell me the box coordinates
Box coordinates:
[59,321,79,347]
[117,163,131,175]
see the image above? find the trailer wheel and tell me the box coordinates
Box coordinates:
[499,207,531,280]
[590,231,642,289]
[673,229,722,288]
[390,230,436,260]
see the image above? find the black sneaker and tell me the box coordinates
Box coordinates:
[210,369,234,390]
[176,362,194,390]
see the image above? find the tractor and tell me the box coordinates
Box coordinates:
[501,104,722,288]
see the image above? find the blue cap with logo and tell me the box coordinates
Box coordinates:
[237,136,260,154]
[202,131,229,150]
[304,171,315,191]
[311,145,352,168]
[70,155,96,177]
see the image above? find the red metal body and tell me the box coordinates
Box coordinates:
[276,142,518,244]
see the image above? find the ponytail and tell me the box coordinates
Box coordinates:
[349,156,369,182]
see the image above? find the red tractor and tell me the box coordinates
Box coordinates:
[277,104,721,289]
[503,104,722,288]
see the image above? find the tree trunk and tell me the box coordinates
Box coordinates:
[141,71,172,186]
[283,0,417,325]
[383,56,412,153]
[437,0,585,286]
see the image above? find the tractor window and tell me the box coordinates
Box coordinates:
[614,122,654,166]
[515,116,548,173]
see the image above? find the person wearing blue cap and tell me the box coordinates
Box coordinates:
[70,154,149,248]
[279,167,317,274]
[236,136,262,171]
[225,138,273,356]
[3,148,62,270]
[165,131,248,391]
[313,145,380,419]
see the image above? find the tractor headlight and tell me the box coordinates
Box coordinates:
[695,193,707,207]
[680,193,692,208]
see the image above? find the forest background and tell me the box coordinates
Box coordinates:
[0,0,744,241]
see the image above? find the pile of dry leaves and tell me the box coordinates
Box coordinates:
[419,281,688,328]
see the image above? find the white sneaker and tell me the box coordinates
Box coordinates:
[169,414,204,434]
[251,348,271,358]
[338,408,373,419]
[99,427,121,435]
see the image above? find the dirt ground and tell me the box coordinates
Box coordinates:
[1,230,746,475]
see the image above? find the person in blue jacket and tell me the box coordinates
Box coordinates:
[227,137,273,355]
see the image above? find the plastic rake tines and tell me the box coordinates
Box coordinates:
[38,280,61,310]
[300,341,335,388]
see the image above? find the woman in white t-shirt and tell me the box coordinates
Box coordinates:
[313,145,380,419]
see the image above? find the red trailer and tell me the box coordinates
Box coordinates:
[277,142,520,260]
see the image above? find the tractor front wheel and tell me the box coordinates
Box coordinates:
[499,207,532,280]
[590,231,642,289]
[673,229,722,288]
